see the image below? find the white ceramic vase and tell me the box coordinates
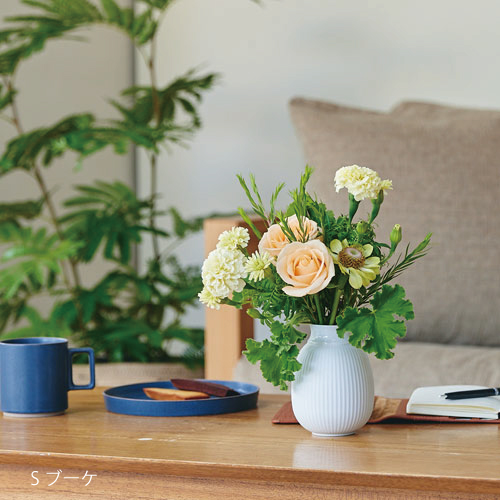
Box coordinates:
[291,324,374,437]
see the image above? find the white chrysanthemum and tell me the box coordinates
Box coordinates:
[335,165,392,201]
[198,288,222,310]
[201,247,247,299]
[217,227,250,251]
[245,251,273,282]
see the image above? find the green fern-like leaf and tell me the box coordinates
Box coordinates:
[0,114,133,174]
[100,0,122,24]
[113,70,219,133]
[0,0,103,75]
[0,83,16,111]
[136,0,176,10]
[0,199,43,224]
[60,181,164,264]
[0,224,81,299]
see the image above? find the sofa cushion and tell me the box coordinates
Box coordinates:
[234,342,500,398]
[289,98,500,346]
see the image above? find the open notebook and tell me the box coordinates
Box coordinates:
[407,385,500,419]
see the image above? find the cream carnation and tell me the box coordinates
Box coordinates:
[217,226,250,250]
[276,240,335,297]
[201,247,247,299]
[378,178,393,194]
[335,165,391,201]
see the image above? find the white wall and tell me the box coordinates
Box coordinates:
[137,0,500,332]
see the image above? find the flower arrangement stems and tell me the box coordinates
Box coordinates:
[314,295,323,324]
[329,288,342,326]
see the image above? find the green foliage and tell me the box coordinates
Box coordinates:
[0,223,80,299]
[169,207,205,239]
[0,0,99,75]
[99,0,159,45]
[0,0,186,78]
[0,114,130,174]
[137,0,176,10]
[244,321,306,390]
[2,304,72,339]
[47,255,204,363]
[0,199,43,224]
[113,70,219,141]
[358,233,432,305]
[337,285,414,359]
[0,0,222,366]
[60,181,163,264]
[237,173,269,223]
[0,83,16,112]
[22,0,103,23]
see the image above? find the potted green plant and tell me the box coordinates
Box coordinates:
[0,0,221,383]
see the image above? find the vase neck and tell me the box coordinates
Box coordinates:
[309,324,348,344]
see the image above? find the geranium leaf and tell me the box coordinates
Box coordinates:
[243,321,305,389]
[336,284,414,360]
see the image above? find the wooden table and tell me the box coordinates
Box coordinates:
[0,389,499,500]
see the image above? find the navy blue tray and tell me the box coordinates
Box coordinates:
[103,380,259,417]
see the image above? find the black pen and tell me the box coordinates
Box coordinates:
[443,388,500,400]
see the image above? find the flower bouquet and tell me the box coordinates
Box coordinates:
[199,165,430,435]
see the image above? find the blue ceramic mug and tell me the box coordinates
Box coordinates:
[0,337,95,417]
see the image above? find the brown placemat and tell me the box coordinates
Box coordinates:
[272,396,500,424]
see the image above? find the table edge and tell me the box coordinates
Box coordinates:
[1,451,499,495]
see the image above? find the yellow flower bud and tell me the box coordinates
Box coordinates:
[390,224,402,249]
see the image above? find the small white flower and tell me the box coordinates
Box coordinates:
[245,251,273,281]
[335,165,392,201]
[217,227,250,251]
[201,247,248,300]
[198,288,222,309]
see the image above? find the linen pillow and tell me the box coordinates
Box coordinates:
[289,98,500,346]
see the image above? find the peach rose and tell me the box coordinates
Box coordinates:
[276,240,335,297]
[258,223,288,257]
[258,215,318,257]
[286,214,318,242]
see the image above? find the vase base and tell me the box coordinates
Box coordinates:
[312,431,355,438]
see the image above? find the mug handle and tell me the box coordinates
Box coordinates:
[68,348,95,390]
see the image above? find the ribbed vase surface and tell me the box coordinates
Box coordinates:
[291,324,374,437]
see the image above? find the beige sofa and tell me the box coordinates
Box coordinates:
[233,98,500,398]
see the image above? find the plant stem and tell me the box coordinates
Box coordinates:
[314,294,323,325]
[147,29,161,261]
[329,288,342,325]
[6,77,80,290]
[31,166,75,290]
[0,113,14,125]
[149,46,160,122]
[149,153,160,259]
[303,296,316,323]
